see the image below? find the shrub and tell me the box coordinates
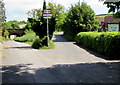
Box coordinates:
[32,38,41,49]
[32,37,46,49]
[14,29,54,49]
[14,31,38,42]
[32,37,54,49]
[76,32,120,59]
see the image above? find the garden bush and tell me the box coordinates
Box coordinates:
[14,30,38,42]
[76,32,120,59]
[32,37,42,49]
[14,30,54,49]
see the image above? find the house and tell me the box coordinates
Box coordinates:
[97,16,120,32]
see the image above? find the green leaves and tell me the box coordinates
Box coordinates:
[26,2,65,46]
[76,32,120,59]
[62,2,99,40]
[0,0,6,29]
[48,2,65,18]
[47,2,65,31]
[4,20,20,29]
[26,9,42,19]
[103,1,120,18]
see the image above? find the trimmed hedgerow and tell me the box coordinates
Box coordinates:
[76,32,120,59]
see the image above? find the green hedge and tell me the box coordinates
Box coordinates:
[14,31,38,42]
[76,32,120,59]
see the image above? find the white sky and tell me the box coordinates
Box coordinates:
[4,0,109,21]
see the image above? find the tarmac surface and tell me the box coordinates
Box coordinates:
[1,32,120,83]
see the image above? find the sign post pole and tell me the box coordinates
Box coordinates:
[47,18,49,46]
[43,9,52,46]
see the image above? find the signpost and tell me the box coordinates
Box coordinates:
[43,9,52,17]
[43,9,52,46]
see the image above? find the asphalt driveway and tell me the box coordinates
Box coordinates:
[1,32,120,83]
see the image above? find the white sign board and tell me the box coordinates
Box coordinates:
[108,24,119,32]
[43,14,52,17]
[43,17,51,19]
[43,9,52,19]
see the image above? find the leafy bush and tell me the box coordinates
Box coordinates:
[4,30,9,37]
[27,17,55,46]
[76,32,120,59]
[32,38,41,49]
[14,30,54,49]
[4,20,20,29]
[32,36,46,49]
[0,29,10,41]
[14,30,38,42]
[0,35,2,42]
[32,37,54,49]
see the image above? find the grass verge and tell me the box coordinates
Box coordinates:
[39,40,55,49]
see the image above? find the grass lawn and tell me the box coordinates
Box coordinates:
[25,40,55,50]
[96,14,112,17]
[0,36,2,42]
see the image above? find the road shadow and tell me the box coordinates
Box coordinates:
[5,46,33,50]
[1,62,120,84]
[74,43,120,60]
[52,33,73,42]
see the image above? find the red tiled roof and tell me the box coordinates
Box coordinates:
[104,16,120,23]
[97,17,104,22]
[97,16,120,28]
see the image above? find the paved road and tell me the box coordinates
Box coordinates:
[1,32,120,83]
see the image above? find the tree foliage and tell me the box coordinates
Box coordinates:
[62,2,99,40]
[25,1,65,46]
[26,9,42,19]
[55,13,67,31]
[4,20,20,29]
[25,1,58,46]
[104,1,120,18]
[26,2,65,32]
[48,2,65,19]
[99,0,120,18]
[0,0,6,29]
[48,2,65,31]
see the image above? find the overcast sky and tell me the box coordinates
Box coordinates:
[4,0,109,21]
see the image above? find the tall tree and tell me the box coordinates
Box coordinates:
[48,2,65,31]
[26,1,65,47]
[26,9,42,19]
[27,0,49,47]
[26,0,46,19]
[0,0,6,30]
[48,2,65,18]
[4,20,20,29]
[62,2,99,40]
